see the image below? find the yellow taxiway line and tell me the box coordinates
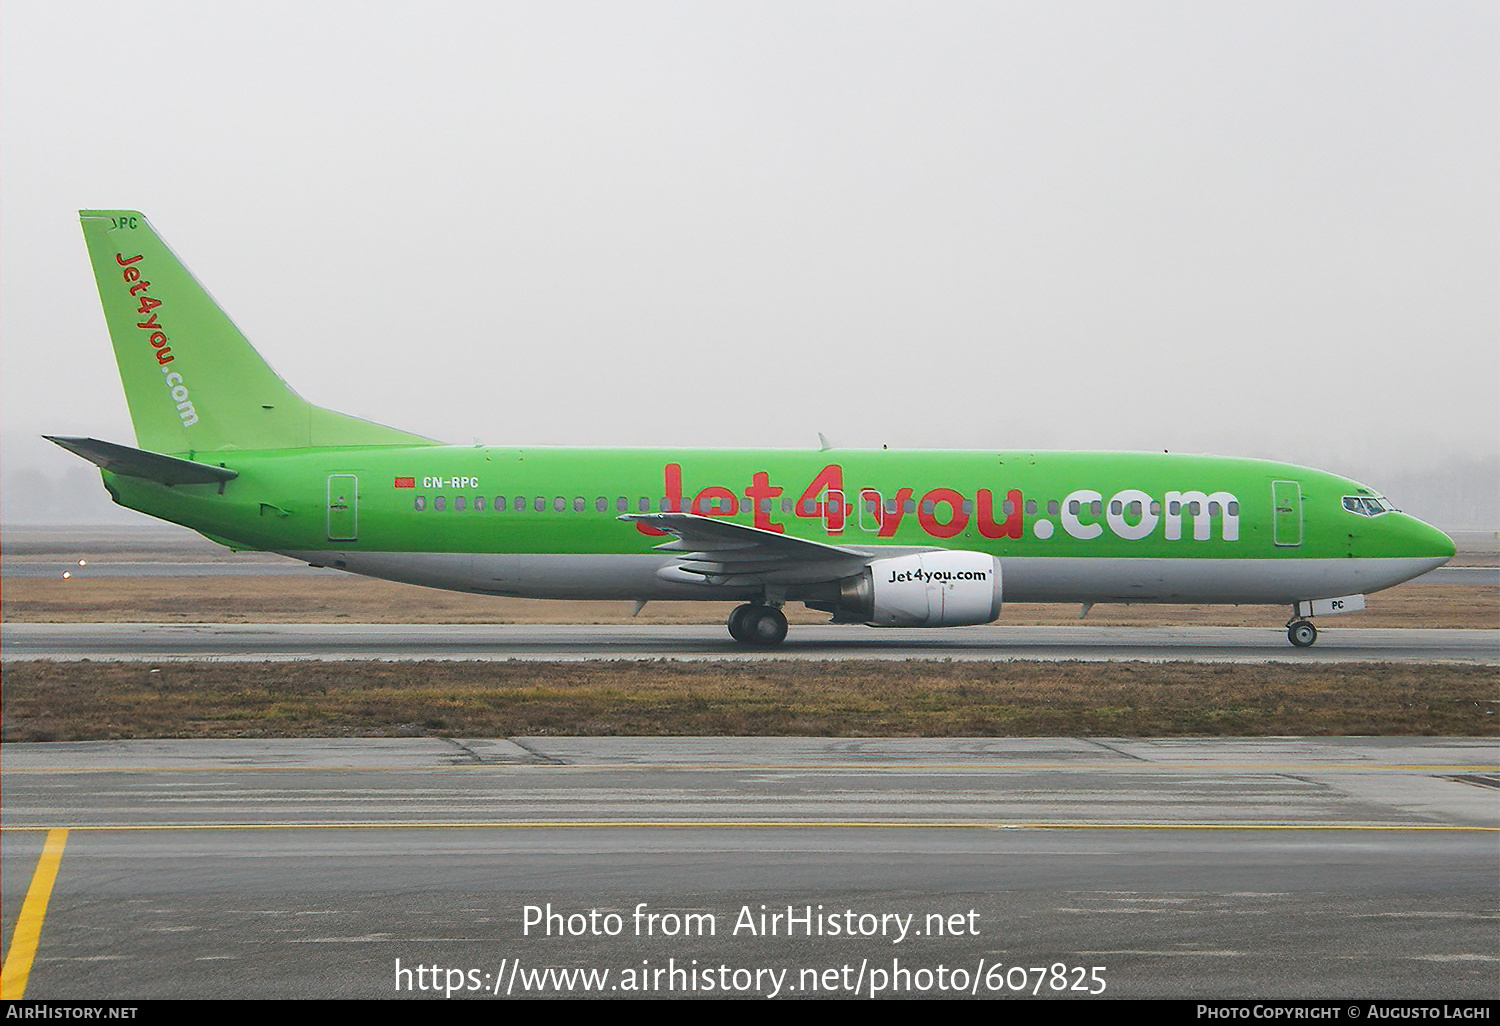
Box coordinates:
[1,829,69,999]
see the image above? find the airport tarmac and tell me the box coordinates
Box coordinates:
[1,736,1495,999]
[4,621,1497,663]
[4,528,1495,998]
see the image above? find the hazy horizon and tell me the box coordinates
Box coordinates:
[4,2,1496,526]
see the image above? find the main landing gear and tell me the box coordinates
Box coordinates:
[728,603,788,647]
[1286,617,1318,648]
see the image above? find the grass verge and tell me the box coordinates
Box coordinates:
[3,659,1495,741]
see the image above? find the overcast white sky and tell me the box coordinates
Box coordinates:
[3,2,1496,494]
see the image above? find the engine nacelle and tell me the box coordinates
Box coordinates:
[829,551,1002,627]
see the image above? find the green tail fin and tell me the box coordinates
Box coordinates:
[79,210,437,454]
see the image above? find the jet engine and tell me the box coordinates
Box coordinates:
[814,551,1002,627]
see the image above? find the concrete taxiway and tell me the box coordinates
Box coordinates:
[4,621,1497,663]
[1,736,1495,999]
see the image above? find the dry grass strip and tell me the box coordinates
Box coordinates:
[2,660,1494,741]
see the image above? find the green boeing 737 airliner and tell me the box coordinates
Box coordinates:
[51,211,1455,647]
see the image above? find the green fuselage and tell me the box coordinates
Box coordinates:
[101,444,1455,606]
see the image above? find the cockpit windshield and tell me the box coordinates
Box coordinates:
[1342,495,1396,517]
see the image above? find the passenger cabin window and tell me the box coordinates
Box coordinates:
[414,496,426,511]
[455,496,465,512]
[435,496,446,512]
[474,496,485,511]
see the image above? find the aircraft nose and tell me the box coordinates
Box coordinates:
[1403,515,1456,563]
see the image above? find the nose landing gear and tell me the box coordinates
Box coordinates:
[728,603,788,647]
[1286,618,1318,648]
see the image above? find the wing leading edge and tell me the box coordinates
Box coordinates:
[620,512,873,586]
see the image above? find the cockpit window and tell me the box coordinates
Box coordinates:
[1342,495,1392,517]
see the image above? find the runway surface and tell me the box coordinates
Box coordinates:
[1,736,1494,999]
[5,621,1497,663]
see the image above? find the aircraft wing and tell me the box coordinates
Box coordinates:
[621,512,873,585]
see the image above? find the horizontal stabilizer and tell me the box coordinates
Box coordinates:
[45,435,238,486]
